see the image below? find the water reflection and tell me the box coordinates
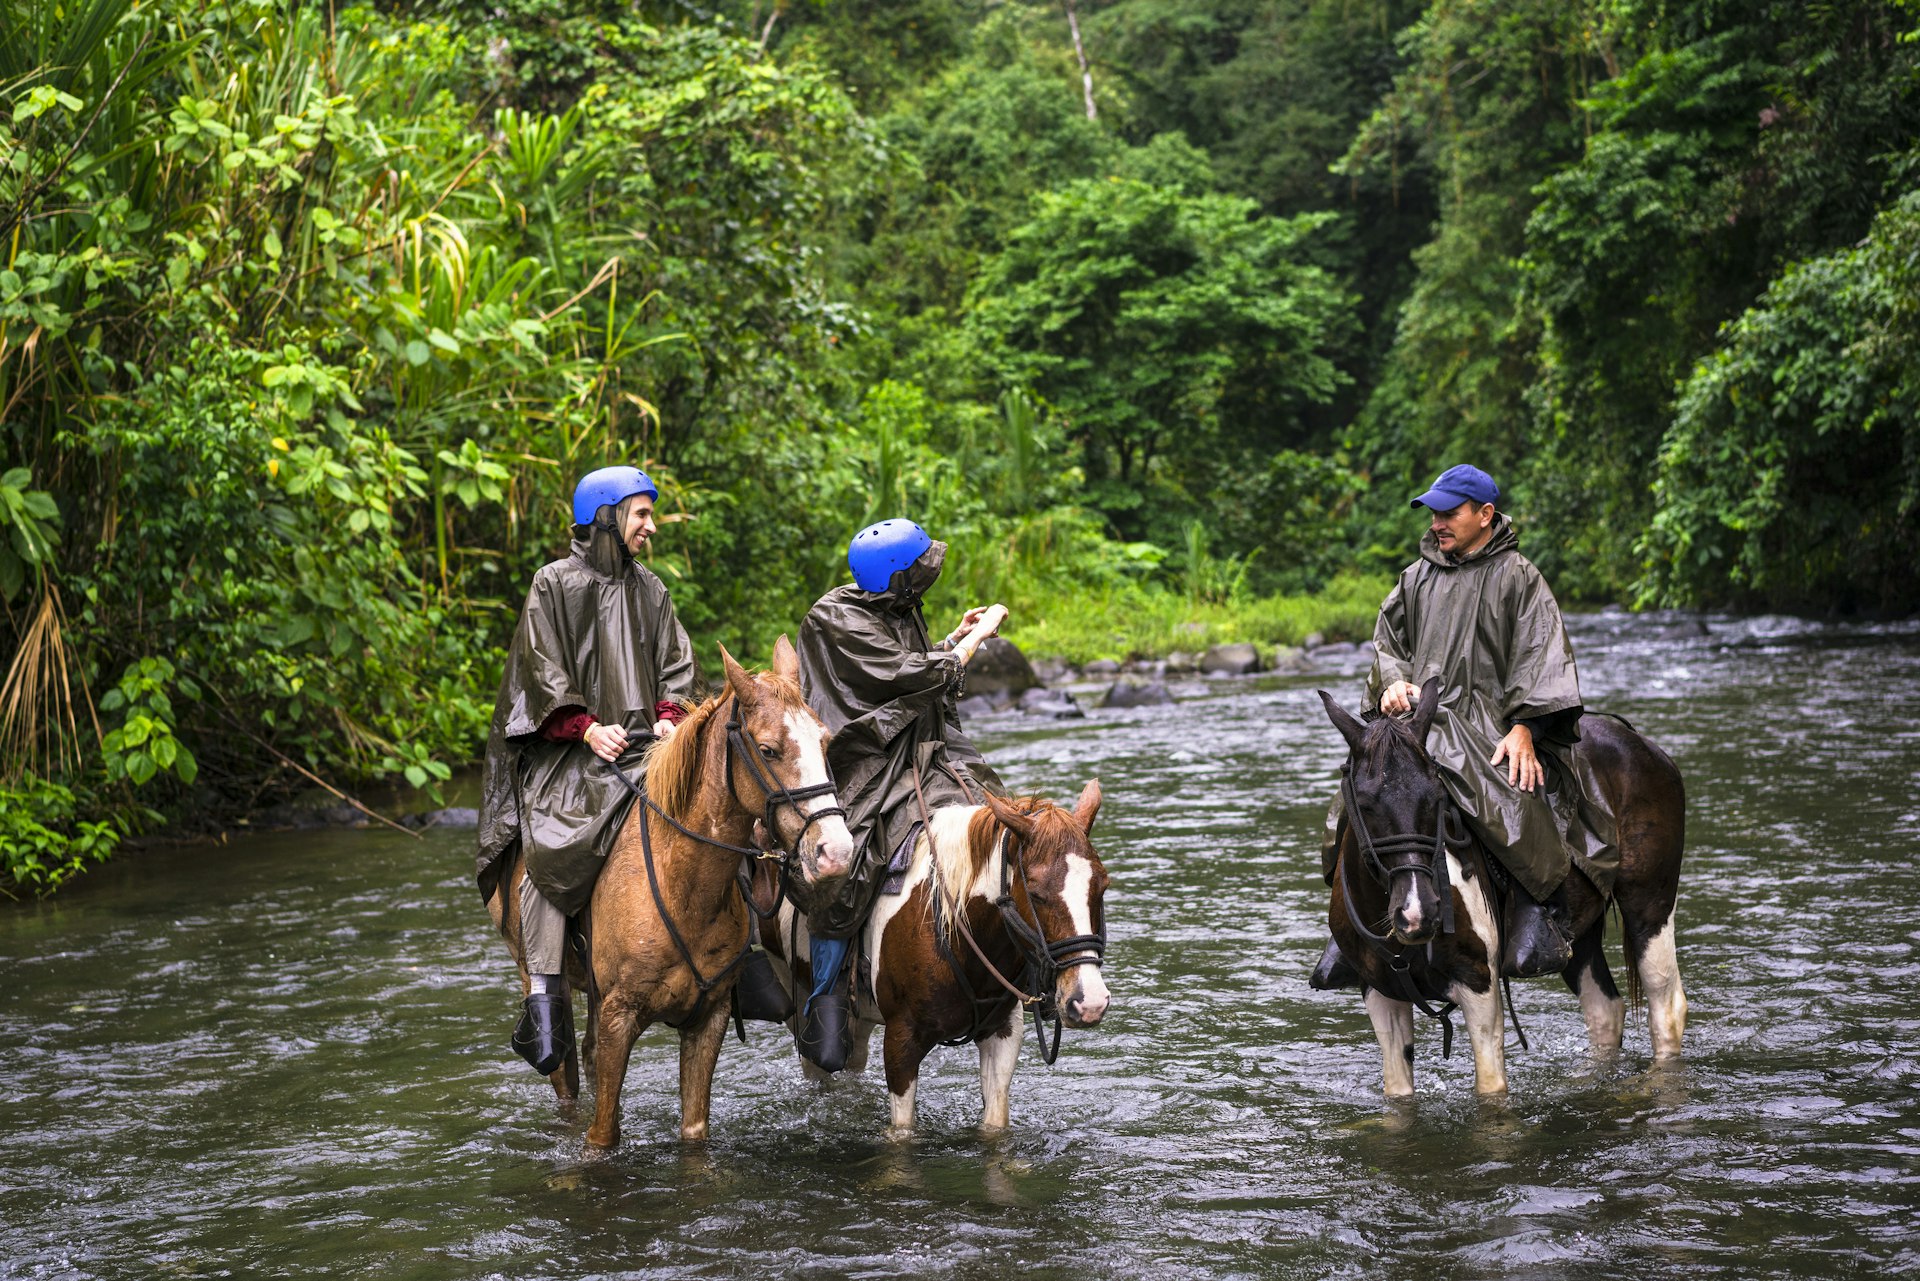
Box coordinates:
[1,613,1918,1277]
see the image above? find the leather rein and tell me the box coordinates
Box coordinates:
[914,764,1106,1065]
[1337,766,1467,1055]
[604,694,846,1024]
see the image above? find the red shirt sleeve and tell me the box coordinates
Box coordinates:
[539,706,594,742]
[654,700,689,726]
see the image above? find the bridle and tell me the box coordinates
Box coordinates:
[925,789,1106,1065]
[1337,762,1468,1053]
[600,690,846,1027]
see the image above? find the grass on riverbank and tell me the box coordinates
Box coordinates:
[1002,573,1391,664]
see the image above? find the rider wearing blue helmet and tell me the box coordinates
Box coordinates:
[476,464,697,1076]
[790,520,1009,1072]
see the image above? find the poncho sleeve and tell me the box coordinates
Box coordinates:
[1365,575,1415,711]
[800,600,964,750]
[1497,560,1583,727]
[648,581,697,709]
[500,570,584,741]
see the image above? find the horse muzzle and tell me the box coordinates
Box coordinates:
[1059,968,1109,1028]
[798,814,856,888]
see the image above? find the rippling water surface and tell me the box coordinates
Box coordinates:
[4,612,1919,1279]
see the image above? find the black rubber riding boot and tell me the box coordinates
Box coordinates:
[797,990,852,1074]
[735,946,795,1023]
[1309,937,1360,990]
[1504,885,1574,978]
[512,992,574,1076]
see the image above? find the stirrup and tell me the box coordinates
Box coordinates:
[1309,937,1360,990]
[797,990,852,1073]
[512,992,574,1075]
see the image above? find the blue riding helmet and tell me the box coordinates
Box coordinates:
[572,465,658,526]
[848,519,932,592]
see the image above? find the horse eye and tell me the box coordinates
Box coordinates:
[758,743,777,760]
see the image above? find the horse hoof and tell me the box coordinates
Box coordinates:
[679,1123,710,1141]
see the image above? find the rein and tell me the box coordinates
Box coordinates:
[915,765,1106,1065]
[598,692,843,1027]
[1336,763,1532,1058]
[1338,767,1467,1056]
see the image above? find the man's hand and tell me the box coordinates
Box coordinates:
[584,721,629,762]
[948,605,994,647]
[652,718,677,740]
[1379,680,1421,716]
[1490,724,1542,792]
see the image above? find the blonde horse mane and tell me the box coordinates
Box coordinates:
[926,798,1065,943]
[639,693,726,820]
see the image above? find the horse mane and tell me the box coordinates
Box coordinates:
[925,798,1066,941]
[640,693,726,820]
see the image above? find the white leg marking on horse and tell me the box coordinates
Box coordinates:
[1444,852,1508,1094]
[1639,910,1687,1059]
[978,1013,1021,1130]
[1364,989,1416,1097]
[889,1077,918,1132]
[1578,961,1626,1053]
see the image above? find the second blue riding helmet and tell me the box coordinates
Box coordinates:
[572,465,658,526]
[848,519,931,592]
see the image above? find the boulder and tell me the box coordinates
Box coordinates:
[1082,658,1122,677]
[957,694,998,720]
[1199,642,1263,676]
[1019,688,1084,719]
[1267,645,1310,674]
[1123,658,1167,678]
[1030,655,1075,685]
[1100,678,1175,709]
[1302,631,1325,651]
[966,637,1041,699]
[1164,650,1199,673]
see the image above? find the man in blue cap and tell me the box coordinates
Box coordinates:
[1312,464,1619,987]
[474,465,697,1075]
[789,519,1007,1072]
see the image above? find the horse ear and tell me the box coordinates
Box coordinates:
[719,643,755,706]
[771,633,801,682]
[982,790,1037,839]
[1410,675,1442,742]
[1072,779,1102,834]
[1318,690,1366,755]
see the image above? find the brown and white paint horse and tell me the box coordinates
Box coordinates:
[490,637,854,1147]
[770,782,1111,1133]
[1319,676,1687,1097]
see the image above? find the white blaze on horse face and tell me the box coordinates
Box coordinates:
[782,710,854,882]
[1058,850,1108,1026]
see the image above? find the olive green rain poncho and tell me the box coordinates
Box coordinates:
[796,542,1004,939]
[474,523,696,915]
[1357,515,1620,900]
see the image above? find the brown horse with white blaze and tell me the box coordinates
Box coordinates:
[489,636,854,1147]
[769,782,1111,1133]
[1318,676,1687,1097]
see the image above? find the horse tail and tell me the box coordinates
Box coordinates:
[1610,897,1644,1013]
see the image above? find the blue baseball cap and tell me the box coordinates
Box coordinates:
[1411,464,1499,511]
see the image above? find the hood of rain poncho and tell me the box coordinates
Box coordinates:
[474,539,696,914]
[794,555,1004,938]
[1354,512,1619,899]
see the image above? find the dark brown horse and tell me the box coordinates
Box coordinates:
[768,782,1111,1132]
[490,637,854,1146]
[1319,677,1686,1096]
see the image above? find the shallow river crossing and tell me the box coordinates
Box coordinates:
[3,611,1918,1279]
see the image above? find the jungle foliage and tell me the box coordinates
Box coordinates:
[1,0,1915,889]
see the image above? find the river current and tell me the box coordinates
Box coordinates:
[3,611,1917,1279]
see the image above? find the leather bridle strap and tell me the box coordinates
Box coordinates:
[725,702,845,860]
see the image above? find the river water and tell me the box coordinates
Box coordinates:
[3,611,1918,1280]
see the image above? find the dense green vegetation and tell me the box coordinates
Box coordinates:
[2,0,1915,891]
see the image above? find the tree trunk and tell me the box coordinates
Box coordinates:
[1063,0,1097,121]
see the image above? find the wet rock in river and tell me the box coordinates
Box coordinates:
[1165,650,1199,673]
[1199,642,1263,676]
[1101,678,1175,709]
[1030,655,1075,685]
[1019,687,1085,718]
[1082,658,1122,677]
[966,637,1041,699]
[957,694,998,720]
